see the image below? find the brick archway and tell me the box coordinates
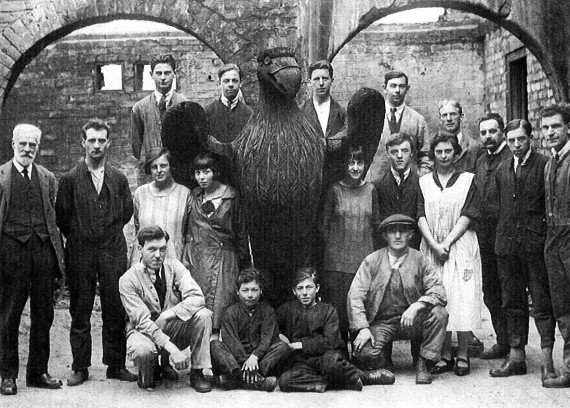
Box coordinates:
[0,0,299,109]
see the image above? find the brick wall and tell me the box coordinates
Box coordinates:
[0,30,221,186]
[331,21,487,140]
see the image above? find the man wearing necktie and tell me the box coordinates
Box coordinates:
[366,71,430,186]
[0,124,65,395]
[119,226,213,391]
[491,119,555,382]
[131,54,188,185]
[541,104,570,388]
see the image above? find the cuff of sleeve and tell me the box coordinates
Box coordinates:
[153,331,171,348]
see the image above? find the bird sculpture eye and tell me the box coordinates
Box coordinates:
[264,56,271,65]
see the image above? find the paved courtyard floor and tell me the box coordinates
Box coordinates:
[4,304,570,408]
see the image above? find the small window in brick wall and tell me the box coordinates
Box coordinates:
[95,64,123,91]
[134,62,177,92]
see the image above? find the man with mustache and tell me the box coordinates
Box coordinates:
[0,124,65,395]
[474,113,513,361]
[131,54,188,185]
[56,118,136,387]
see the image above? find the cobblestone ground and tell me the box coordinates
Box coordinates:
[4,303,569,408]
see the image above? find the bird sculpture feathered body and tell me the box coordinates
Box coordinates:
[230,48,325,305]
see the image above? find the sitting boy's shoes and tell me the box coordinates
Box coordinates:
[415,357,433,384]
[361,368,396,385]
[137,369,155,390]
[189,369,213,393]
[217,374,238,390]
[346,377,363,391]
[253,376,277,392]
[106,366,138,382]
[159,364,179,381]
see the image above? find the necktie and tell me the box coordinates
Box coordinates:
[390,107,397,125]
[154,267,166,310]
[22,167,30,183]
[158,94,167,121]
[515,161,522,180]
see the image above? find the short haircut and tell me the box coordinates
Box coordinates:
[292,267,320,288]
[428,131,462,160]
[144,147,172,175]
[504,119,533,138]
[218,63,242,80]
[193,151,221,177]
[384,71,408,86]
[13,123,41,143]
[346,144,366,164]
[81,118,110,140]
[151,54,176,73]
[478,112,505,131]
[385,132,416,154]
[236,267,264,290]
[137,225,170,246]
[540,104,570,124]
[308,60,333,79]
[438,100,463,116]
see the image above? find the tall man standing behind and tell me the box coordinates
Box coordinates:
[367,71,429,185]
[474,113,512,360]
[541,104,570,388]
[131,54,187,185]
[0,124,65,395]
[56,118,137,386]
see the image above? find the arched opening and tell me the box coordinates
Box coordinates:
[0,18,223,184]
[329,7,555,153]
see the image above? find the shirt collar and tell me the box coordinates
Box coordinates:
[557,140,570,160]
[513,148,532,168]
[385,102,405,117]
[390,166,411,183]
[488,140,507,156]
[12,159,33,178]
[221,95,239,110]
[154,89,174,104]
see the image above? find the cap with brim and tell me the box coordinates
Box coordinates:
[379,214,415,231]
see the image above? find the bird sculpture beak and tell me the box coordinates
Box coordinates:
[266,56,302,98]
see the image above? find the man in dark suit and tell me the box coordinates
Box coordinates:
[490,119,555,382]
[0,124,65,395]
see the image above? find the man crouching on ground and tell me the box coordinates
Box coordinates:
[276,267,395,392]
[119,225,213,392]
[348,214,448,384]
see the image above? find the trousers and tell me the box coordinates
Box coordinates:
[210,340,289,377]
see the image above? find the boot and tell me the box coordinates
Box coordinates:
[415,357,433,384]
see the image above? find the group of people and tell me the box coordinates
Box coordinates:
[1,53,570,398]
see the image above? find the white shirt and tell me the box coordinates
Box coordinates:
[12,159,33,180]
[89,167,105,194]
[555,139,570,160]
[390,166,411,185]
[312,97,331,136]
[221,95,239,111]
[513,148,532,172]
[488,141,507,156]
[154,89,174,106]
[385,102,405,122]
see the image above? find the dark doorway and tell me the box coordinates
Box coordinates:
[506,48,528,121]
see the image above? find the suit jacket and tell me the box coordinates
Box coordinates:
[131,90,188,162]
[366,105,429,185]
[347,248,446,331]
[454,132,484,173]
[119,258,206,348]
[300,96,346,140]
[0,161,65,276]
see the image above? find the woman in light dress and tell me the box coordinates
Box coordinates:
[418,133,482,376]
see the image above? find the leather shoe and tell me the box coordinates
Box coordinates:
[480,344,510,360]
[106,367,138,382]
[454,357,470,376]
[415,357,433,384]
[26,373,63,389]
[157,364,179,381]
[541,365,557,383]
[137,369,156,390]
[0,378,17,395]
[361,368,395,385]
[489,359,527,377]
[189,369,213,393]
[467,336,484,357]
[429,357,454,374]
[67,369,89,387]
[543,373,570,388]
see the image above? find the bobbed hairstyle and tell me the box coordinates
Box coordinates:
[346,144,366,165]
[137,225,170,247]
[504,119,533,138]
[193,151,221,178]
[292,267,320,288]
[428,131,462,160]
[144,147,172,175]
[236,267,264,290]
[308,60,333,79]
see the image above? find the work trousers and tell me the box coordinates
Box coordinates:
[352,306,448,370]
[127,308,212,374]
[544,230,570,374]
[67,245,128,371]
[497,250,555,349]
[210,340,289,377]
[279,350,361,392]
[0,233,58,379]
[479,221,508,347]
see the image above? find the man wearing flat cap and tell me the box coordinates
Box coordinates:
[348,214,448,384]
[0,124,65,395]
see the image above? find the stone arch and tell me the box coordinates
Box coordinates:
[0,0,299,109]
[324,0,566,102]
